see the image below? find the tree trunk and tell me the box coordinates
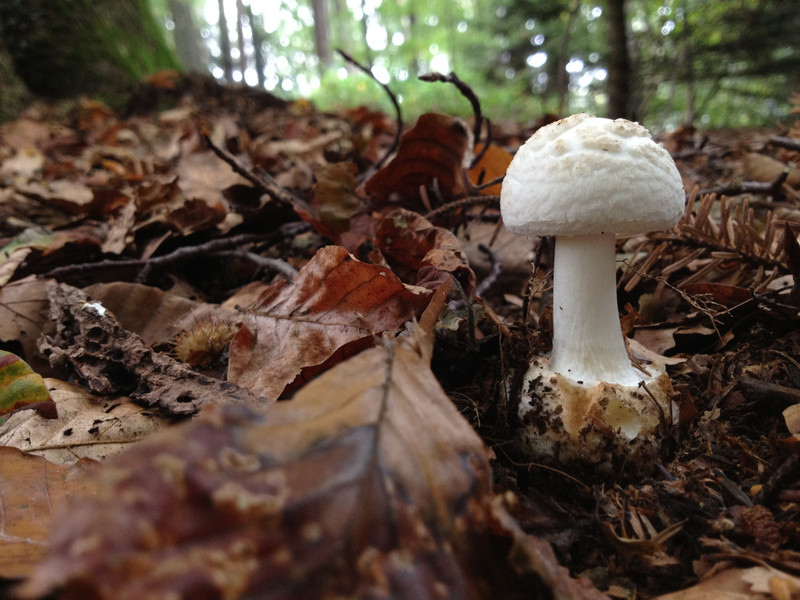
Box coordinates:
[169,0,206,74]
[555,1,580,116]
[245,3,265,87]
[235,0,248,78]
[312,0,332,71]
[605,0,632,120]
[217,0,233,82]
[0,0,178,99]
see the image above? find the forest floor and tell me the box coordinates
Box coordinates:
[1,73,800,599]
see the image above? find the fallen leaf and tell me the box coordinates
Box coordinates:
[744,152,800,187]
[0,351,56,419]
[373,208,476,294]
[84,281,240,348]
[227,245,431,400]
[19,327,601,600]
[0,277,56,377]
[365,113,472,208]
[0,378,175,464]
[309,161,366,240]
[0,447,96,579]
[467,144,512,195]
[654,565,800,599]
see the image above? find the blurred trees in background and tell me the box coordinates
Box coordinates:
[1,0,798,129]
[168,0,798,128]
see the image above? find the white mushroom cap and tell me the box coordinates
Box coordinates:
[501,113,685,236]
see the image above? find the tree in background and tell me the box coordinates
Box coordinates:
[0,0,179,100]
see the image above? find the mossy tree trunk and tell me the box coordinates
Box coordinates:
[0,0,180,100]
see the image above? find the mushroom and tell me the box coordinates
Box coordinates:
[500,113,685,471]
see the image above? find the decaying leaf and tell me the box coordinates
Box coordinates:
[654,566,800,600]
[39,282,264,415]
[373,208,477,294]
[0,277,57,377]
[83,280,240,348]
[227,244,431,400]
[0,351,57,419]
[19,326,601,600]
[0,378,175,464]
[310,161,366,240]
[365,113,473,208]
[0,447,96,579]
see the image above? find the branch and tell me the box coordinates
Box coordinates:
[336,49,403,173]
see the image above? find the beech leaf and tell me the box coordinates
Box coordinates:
[364,113,472,208]
[20,326,601,599]
[226,245,430,400]
[0,447,96,579]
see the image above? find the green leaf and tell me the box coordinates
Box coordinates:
[0,351,57,419]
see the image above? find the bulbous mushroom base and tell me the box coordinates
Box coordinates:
[516,357,674,475]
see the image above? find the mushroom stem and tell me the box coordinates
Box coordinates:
[549,232,642,386]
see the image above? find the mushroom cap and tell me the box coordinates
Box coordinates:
[501,113,685,236]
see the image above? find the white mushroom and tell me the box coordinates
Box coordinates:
[500,113,685,471]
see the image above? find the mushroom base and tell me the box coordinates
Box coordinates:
[516,357,674,475]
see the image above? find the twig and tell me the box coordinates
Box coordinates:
[418,71,487,168]
[450,274,478,351]
[201,132,301,207]
[423,194,500,220]
[42,228,308,283]
[337,49,402,173]
[475,243,501,297]
[701,170,788,198]
[211,250,298,280]
[770,135,800,152]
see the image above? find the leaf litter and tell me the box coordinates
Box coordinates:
[0,72,799,598]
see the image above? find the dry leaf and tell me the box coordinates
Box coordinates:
[227,245,430,400]
[84,281,240,348]
[0,277,57,377]
[310,161,366,240]
[467,144,512,195]
[365,113,472,208]
[654,566,800,599]
[373,208,476,294]
[20,327,601,600]
[0,447,96,579]
[0,378,175,464]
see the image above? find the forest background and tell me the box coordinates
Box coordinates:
[1,0,799,130]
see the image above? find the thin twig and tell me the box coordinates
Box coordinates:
[770,135,800,152]
[475,243,501,297]
[337,49,402,173]
[201,132,301,207]
[42,228,308,283]
[423,194,500,220]
[418,71,486,168]
[212,250,298,280]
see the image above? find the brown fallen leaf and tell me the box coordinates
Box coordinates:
[19,326,602,600]
[0,447,96,579]
[365,113,473,209]
[84,280,240,348]
[467,143,512,195]
[0,277,57,377]
[227,244,430,400]
[0,378,175,464]
[373,208,476,294]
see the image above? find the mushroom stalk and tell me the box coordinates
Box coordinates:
[549,232,642,387]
